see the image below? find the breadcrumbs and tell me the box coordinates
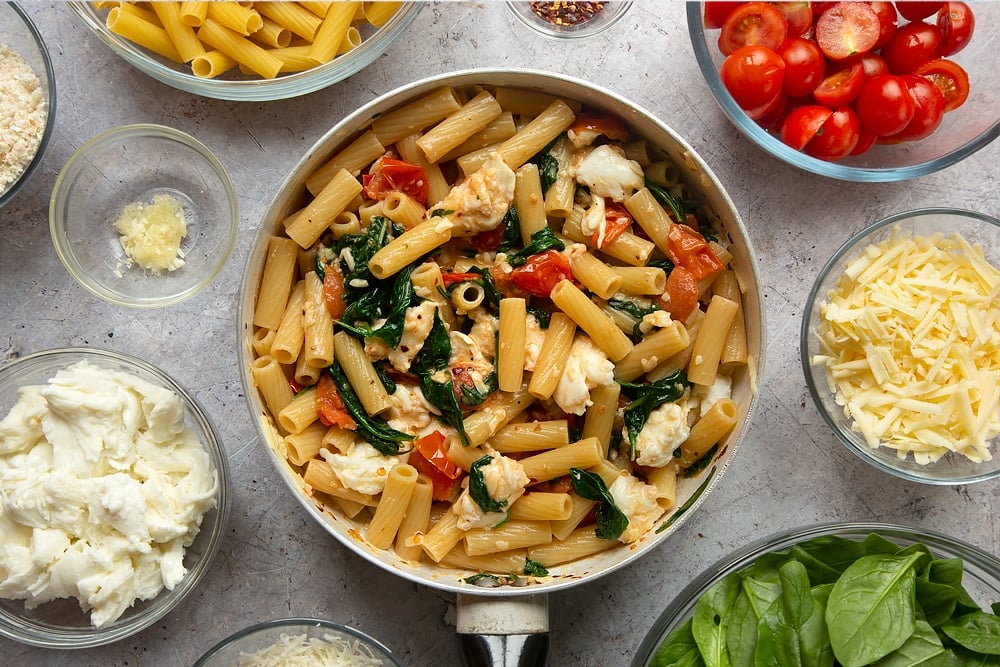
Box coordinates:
[0,44,46,193]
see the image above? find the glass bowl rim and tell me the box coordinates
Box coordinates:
[505,1,634,40]
[630,520,1000,667]
[799,207,1000,485]
[0,1,58,208]
[0,346,231,649]
[48,123,239,309]
[684,3,1000,183]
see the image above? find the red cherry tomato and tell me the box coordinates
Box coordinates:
[886,75,946,141]
[721,45,786,110]
[814,2,880,60]
[914,58,970,112]
[882,22,942,73]
[771,1,812,37]
[850,130,878,156]
[704,1,741,29]
[510,250,572,298]
[937,2,974,56]
[855,74,915,136]
[718,2,788,55]
[813,60,865,107]
[895,1,944,21]
[315,374,357,430]
[780,105,833,150]
[779,37,826,97]
[662,266,700,322]
[869,1,898,49]
[593,202,633,248]
[753,92,788,132]
[856,53,889,79]
[362,156,430,205]
[804,107,861,160]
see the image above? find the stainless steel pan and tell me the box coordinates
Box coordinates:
[237,68,765,666]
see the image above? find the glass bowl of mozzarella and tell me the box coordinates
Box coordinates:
[802,208,1000,485]
[238,68,764,599]
[0,347,230,648]
[193,617,403,667]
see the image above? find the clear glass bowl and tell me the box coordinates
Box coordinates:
[506,1,632,39]
[0,347,230,649]
[801,208,1000,485]
[49,124,238,308]
[686,2,1000,182]
[68,3,422,102]
[193,618,404,666]
[0,2,56,207]
[632,522,1000,666]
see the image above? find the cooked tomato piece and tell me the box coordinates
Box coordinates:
[914,58,970,112]
[441,272,481,287]
[411,432,463,502]
[323,264,346,319]
[662,266,700,322]
[815,2,880,60]
[721,44,786,111]
[413,431,461,479]
[315,373,357,430]
[362,156,429,205]
[718,2,788,55]
[666,224,723,281]
[593,202,633,249]
[510,250,573,298]
[568,114,631,143]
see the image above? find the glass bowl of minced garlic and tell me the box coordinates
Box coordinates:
[49,124,238,308]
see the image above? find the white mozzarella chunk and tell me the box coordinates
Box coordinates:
[632,401,690,468]
[607,473,664,544]
[553,335,615,415]
[572,144,643,202]
[387,301,437,372]
[435,153,516,236]
[320,440,403,496]
[453,453,529,530]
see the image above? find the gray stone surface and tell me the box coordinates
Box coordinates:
[1,2,997,666]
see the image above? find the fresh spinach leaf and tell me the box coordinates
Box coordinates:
[538,152,559,195]
[754,561,816,667]
[693,574,740,667]
[618,370,690,458]
[870,620,948,667]
[726,573,784,667]
[568,467,628,541]
[326,362,413,455]
[469,455,506,513]
[790,537,873,585]
[652,618,706,667]
[507,227,565,267]
[801,585,835,667]
[916,574,961,628]
[940,612,1000,655]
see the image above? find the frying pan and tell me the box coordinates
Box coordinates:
[237,69,765,666]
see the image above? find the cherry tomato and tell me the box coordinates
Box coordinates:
[937,2,974,56]
[315,373,357,430]
[886,75,946,141]
[815,2,880,60]
[322,264,346,319]
[410,432,462,501]
[593,202,633,248]
[803,107,861,160]
[771,1,812,37]
[779,37,826,97]
[869,1,898,49]
[882,22,942,73]
[895,1,944,21]
[662,266,700,322]
[718,2,788,55]
[721,45,786,110]
[568,114,631,143]
[752,92,788,131]
[854,74,915,135]
[510,250,572,298]
[813,60,865,107]
[704,1,741,29]
[850,130,878,155]
[362,156,430,205]
[856,53,889,79]
[666,224,723,280]
[780,105,833,150]
[914,58,970,112]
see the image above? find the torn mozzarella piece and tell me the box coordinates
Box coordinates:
[553,335,615,415]
[572,144,643,202]
[434,153,516,236]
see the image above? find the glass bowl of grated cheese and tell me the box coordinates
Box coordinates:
[192,617,404,667]
[49,124,238,308]
[802,207,1000,485]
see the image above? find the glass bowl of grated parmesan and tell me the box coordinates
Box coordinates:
[193,618,404,667]
[802,207,1000,485]
[49,123,238,308]
[0,2,56,208]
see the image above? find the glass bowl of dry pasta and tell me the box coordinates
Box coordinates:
[237,67,764,656]
[68,2,423,102]
[802,207,1000,485]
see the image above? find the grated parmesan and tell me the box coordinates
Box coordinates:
[115,192,188,272]
[237,631,385,666]
[812,227,1000,464]
[0,44,46,193]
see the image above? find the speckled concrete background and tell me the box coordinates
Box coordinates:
[1,3,997,666]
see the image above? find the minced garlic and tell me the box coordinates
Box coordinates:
[115,192,188,272]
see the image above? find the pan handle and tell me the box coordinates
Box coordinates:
[455,593,550,667]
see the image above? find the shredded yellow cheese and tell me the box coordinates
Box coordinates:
[812,227,1000,465]
[237,631,385,666]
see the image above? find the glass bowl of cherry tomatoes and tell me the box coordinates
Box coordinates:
[687,1,999,182]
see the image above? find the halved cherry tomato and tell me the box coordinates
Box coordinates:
[568,114,631,143]
[666,224,724,281]
[778,37,826,98]
[813,60,865,108]
[704,1,742,30]
[718,2,788,56]
[441,272,481,287]
[869,1,898,49]
[856,53,889,79]
[593,202,633,249]
[410,431,463,501]
[362,156,429,205]
[914,58,970,112]
[746,91,787,125]
[850,130,878,156]
[772,1,812,37]
[882,22,942,74]
[815,2,880,61]
[803,107,861,160]
[780,105,833,150]
[315,373,357,430]
[855,74,915,136]
[510,250,573,298]
[886,75,946,141]
[895,1,944,21]
[720,44,786,111]
[937,2,974,56]
[323,264,346,319]
[662,266,700,322]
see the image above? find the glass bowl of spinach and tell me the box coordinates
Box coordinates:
[631,522,1000,667]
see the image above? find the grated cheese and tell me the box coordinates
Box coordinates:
[237,631,385,666]
[812,227,1000,465]
[115,192,188,272]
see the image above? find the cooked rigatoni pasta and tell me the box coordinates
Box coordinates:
[247,85,752,587]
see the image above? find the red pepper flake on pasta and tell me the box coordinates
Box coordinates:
[529,1,606,26]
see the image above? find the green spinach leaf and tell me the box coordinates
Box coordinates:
[412,310,471,445]
[870,620,948,667]
[568,467,628,541]
[507,227,565,267]
[326,362,413,455]
[469,455,506,514]
[524,558,549,577]
[618,370,690,458]
[652,618,706,667]
[693,574,740,667]
[941,612,1000,655]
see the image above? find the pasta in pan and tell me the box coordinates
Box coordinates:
[249,84,752,584]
